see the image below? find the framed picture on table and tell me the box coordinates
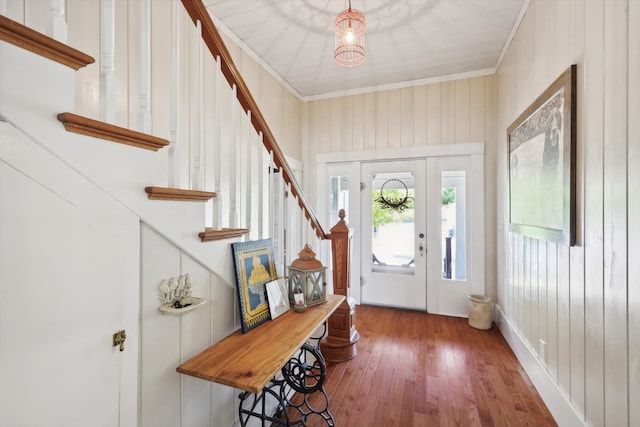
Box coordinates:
[231,239,277,333]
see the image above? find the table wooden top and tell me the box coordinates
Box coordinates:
[176,294,345,393]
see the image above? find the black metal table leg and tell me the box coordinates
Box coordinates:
[237,322,335,426]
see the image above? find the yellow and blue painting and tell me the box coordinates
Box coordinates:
[231,239,277,333]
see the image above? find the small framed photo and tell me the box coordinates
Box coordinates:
[265,278,290,319]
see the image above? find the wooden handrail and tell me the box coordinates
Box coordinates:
[180,0,328,239]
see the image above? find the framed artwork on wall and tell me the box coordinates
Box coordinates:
[508,64,576,246]
[231,238,277,333]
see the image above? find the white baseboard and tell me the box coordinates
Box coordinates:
[494,305,586,427]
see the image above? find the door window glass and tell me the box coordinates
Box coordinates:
[371,172,414,274]
[330,175,349,223]
[441,171,466,280]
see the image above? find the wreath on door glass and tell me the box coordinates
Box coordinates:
[375,179,414,213]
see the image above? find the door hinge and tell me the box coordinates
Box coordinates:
[360,182,366,191]
[360,276,366,286]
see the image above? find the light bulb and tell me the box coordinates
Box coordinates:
[345,28,354,43]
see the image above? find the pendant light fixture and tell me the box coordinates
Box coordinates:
[334,0,366,67]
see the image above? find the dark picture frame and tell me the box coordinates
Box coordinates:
[508,64,576,246]
[231,238,277,333]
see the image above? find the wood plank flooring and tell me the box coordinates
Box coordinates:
[304,304,557,427]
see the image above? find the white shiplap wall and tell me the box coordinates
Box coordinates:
[302,76,498,300]
[495,0,640,426]
[140,224,238,427]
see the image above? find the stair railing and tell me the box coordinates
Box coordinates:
[180,0,328,240]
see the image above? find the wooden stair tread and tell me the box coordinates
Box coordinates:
[0,15,94,70]
[198,228,249,242]
[145,187,216,202]
[57,112,169,151]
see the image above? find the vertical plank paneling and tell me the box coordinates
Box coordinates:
[569,247,585,415]
[400,87,414,147]
[413,85,428,146]
[628,2,640,425]
[529,239,539,354]
[341,96,353,153]
[583,0,605,424]
[426,83,441,145]
[556,244,570,397]
[602,1,629,425]
[317,99,331,153]
[484,76,497,303]
[375,91,389,149]
[507,233,516,319]
[546,242,558,380]
[140,225,181,427]
[363,92,376,151]
[469,78,484,143]
[531,0,548,99]
[330,98,342,153]
[522,236,531,344]
[440,81,455,144]
[387,89,401,149]
[352,94,364,152]
[552,0,571,77]
[454,79,470,143]
[516,234,524,328]
[537,240,548,367]
[180,255,212,427]
[567,0,586,416]
[518,11,534,103]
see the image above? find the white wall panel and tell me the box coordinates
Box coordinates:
[496,0,638,425]
[556,245,570,397]
[374,90,389,149]
[141,225,182,427]
[387,89,401,149]
[454,79,470,143]
[426,83,441,146]
[582,0,605,423]
[413,85,428,145]
[140,225,239,427]
[180,255,213,427]
[440,81,455,144]
[400,87,414,147]
[628,1,640,425]
[602,1,628,425]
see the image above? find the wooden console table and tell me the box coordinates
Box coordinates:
[177,294,345,426]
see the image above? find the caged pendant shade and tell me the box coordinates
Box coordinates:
[334,0,366,67]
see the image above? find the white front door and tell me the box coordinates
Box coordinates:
[320,146,485,316]
[361,160,427,309]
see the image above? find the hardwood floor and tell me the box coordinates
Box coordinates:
[304,304,557,427]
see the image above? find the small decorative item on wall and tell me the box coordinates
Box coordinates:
[508,64,576,245]
[231,239,277,333]
[158,273,207,316]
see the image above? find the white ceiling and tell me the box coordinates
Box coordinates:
[204,0,527,100]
